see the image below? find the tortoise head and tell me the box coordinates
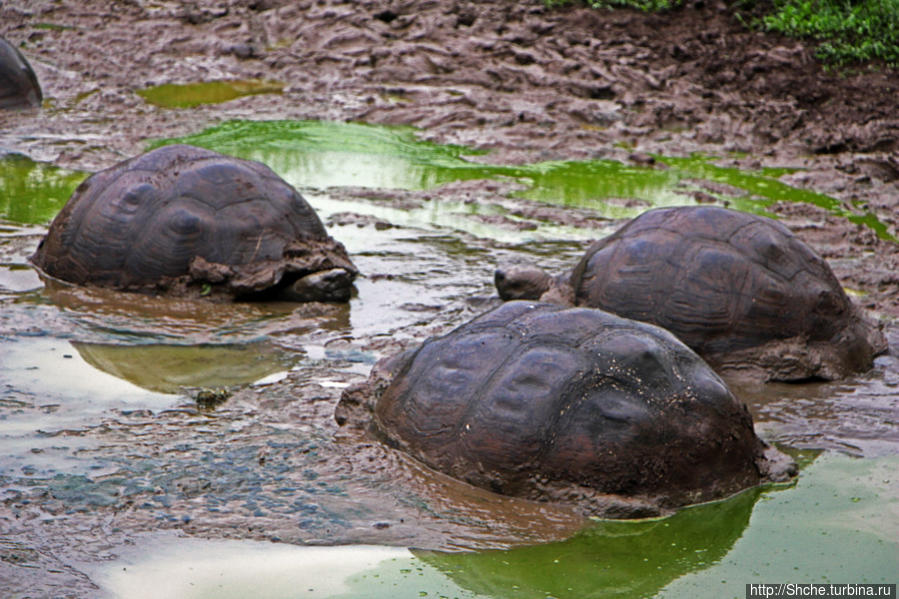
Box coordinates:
[494,264,554,301]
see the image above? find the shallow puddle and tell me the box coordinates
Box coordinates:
[136,80,285,108]
[0,153,86,224]
[157,119,890,233]
[93,452,897,599]
[1,119,897,597]
[72,342,300,394]
[729,338,899,458]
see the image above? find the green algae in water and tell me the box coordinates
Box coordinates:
[136,80,284,108]
[155,120,891,236]
[658,154,894,240]
[104,453,896,599]
[413,485,765,599]
[153,120,684,219]
[351,452,896,599]
[0,154,86,225]
[151,119,498,190]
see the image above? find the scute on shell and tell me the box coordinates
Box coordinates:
[497,206,886,381]
[31,144,357,301]
[338,301,795,517]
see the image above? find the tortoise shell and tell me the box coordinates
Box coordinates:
[32,144,357,300]
[570,206,885,380]
[359,301,791,514]
[0,36,42,109]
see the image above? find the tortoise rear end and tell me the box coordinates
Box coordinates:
[572,206,886,380]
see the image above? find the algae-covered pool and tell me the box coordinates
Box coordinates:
[94,451,897,599]
[1,120,896,598]
[136,80,285,109]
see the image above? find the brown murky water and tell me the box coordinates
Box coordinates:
[2,167,897,596]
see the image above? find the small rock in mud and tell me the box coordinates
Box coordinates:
[327,212,394,230]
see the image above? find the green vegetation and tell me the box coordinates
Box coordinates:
[156,119,892,237]
[545,0,899,66]
[761,0,899,66]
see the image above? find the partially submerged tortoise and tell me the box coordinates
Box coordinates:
[32,144,357,301]
[0,36,42,110]
[495,206,887,382]
[336,301,795,517]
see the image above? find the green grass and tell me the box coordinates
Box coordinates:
[761,0,899,66]
[544,0,899,67]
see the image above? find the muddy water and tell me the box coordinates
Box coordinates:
[1,122,897,597]
[83,453,899,598]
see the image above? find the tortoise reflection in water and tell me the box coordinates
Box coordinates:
[337,301,795,518]
[495,205,887,382]
[31,144,357,302]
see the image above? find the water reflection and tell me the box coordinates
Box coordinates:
[659,452,898,596]
[152,119,490,191]
[2,118,897,596]
[136,80,284,108]
[51,452,899,599]
[92,489,763,599]
[156,119,891,235]
[415,486,763,599]
[0,337,175,412]
[72,341,300,394]
[729,329,899,458]
[96,539,417,599]
[34,276,349,343]
[0,154,86,225]
[0,336,174,478]
[0,263,42,293]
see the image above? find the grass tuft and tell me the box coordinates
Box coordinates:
[544,0,899,67]
[761,0,899,66]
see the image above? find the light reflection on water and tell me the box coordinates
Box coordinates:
[93,452,898,599]
[0,336,175,417]
[0,120,897,597]
[71,342,299,394]
[156,119,892,236]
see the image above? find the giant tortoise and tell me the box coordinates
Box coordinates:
[0,36,42,110]
[336,301,795,517]
[32,144,357,301]
[495,206,886,381]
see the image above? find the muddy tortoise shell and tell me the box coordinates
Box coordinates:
[569,206,886,380]
[31,144,357,300]
[0,36,42,110]
[346,301,792,515]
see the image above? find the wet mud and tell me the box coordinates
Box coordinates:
[1,0,898,596]
[2,0,898,312]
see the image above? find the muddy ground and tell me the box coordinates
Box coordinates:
[2,0,898,316]
[1,0,898,596]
